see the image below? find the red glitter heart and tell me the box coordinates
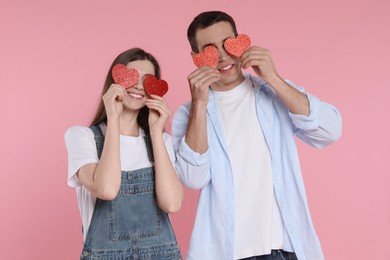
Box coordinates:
[112,64,140,88]
[224,34,251,57]
[192,46,219,68]
[144,75,168,97]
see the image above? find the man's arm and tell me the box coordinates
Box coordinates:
[171,66,219,189]
[172,104,212,189]
[242,46,342,147]
[288,88,342,148]
[185,66,219,153]
[241,46,310,115]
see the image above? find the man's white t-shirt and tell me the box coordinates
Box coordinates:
[212,78,285,259]
[64,124,176,242]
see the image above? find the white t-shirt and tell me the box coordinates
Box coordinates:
[64,124,176,242]
[212,78,284,259]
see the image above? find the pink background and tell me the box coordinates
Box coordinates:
[1,0,389,259]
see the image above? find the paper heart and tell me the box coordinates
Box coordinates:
[112,64,140,88]
[144,75,168,97]
[192,46,219,68]
[224,34,251,57]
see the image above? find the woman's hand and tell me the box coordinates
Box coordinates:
[102,84,126,120]
[145,95,171,134]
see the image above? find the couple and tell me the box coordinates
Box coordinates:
[65,11,342,260]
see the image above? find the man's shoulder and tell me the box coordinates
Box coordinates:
[172,101,192,126]
[245,74,268,90]
[174,101,192,114]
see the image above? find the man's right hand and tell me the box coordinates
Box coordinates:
[187,66,220,105]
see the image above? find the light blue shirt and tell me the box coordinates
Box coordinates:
[172,74,342,260]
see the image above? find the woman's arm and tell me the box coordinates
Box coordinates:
[146,95,183,213]
[77,117,122,200]
[77,84,126,200]
[151,132,183,213]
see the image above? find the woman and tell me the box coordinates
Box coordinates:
[65,48,183,259]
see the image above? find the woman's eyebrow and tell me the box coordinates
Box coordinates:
[142,73,153,79]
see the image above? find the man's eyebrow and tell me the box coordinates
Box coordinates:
[203,43,215,48]
[199,43,216,51]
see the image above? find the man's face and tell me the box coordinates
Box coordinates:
[195,21,245,91]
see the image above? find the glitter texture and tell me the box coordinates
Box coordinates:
[224,34,251,57]
[144,75,168,97]
[112,64,140,88]
[192,46,219,68]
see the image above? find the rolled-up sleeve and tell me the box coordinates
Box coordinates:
[287,80,342,149]
[172,103,211,189]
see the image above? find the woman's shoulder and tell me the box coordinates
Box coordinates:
[65,125,95,143]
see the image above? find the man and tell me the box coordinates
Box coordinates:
[172,11,342,260]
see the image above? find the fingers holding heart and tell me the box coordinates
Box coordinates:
[145,95,171,117]
[189,67,220,89]
[241,47,278,78]
[240,47,265,69]
[104,84,126,101]
[103,84,127,116]
[145,95,171,132]
[187,66,219,103]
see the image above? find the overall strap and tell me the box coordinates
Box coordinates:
[90,124,104,159]
[143,130,154,163]
[90,124,154,163]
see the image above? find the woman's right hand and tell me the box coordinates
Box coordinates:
[102,84,126,119]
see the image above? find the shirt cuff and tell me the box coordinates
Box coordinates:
[178,137,210,166]
[289,92,320,131]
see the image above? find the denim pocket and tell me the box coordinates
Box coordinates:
[109,180,161,240]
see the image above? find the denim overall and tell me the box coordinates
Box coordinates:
[81,125,182,260]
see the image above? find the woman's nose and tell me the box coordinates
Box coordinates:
[133,80,144,90]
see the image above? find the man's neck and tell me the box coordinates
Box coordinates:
[210,74,246,92]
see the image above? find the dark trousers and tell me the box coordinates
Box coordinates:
[239,250,298,260]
